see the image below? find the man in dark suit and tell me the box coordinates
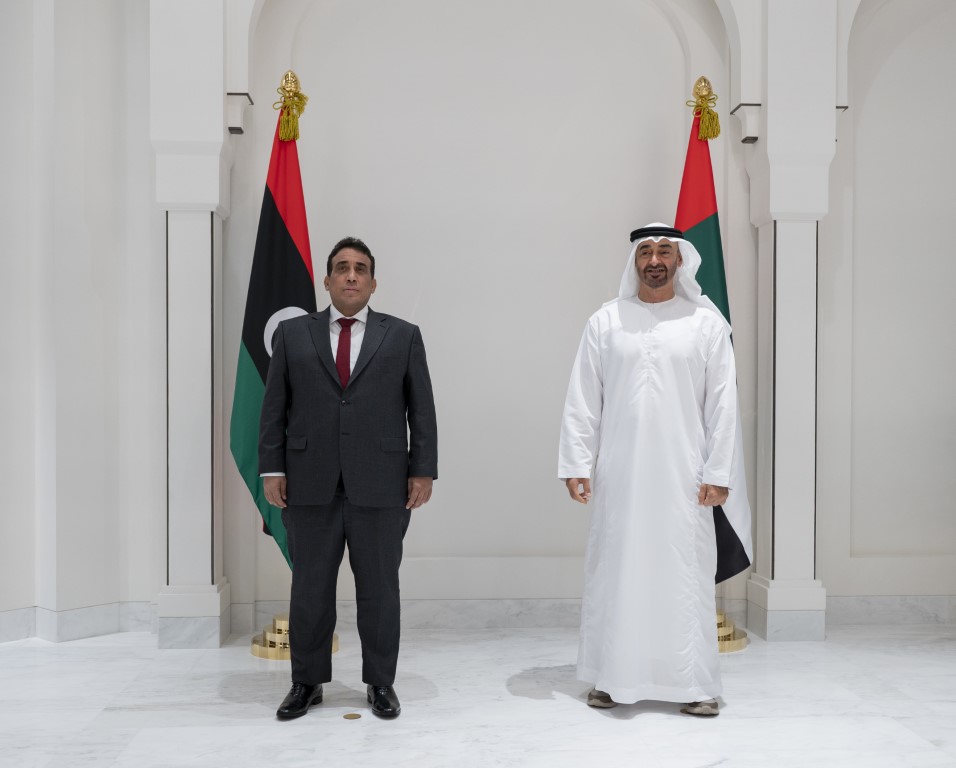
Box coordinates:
[259,236,438,720]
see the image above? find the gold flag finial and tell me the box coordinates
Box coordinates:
[686,75,720,140]
[273,70,308,141]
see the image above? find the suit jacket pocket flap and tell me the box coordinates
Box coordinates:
[287,435,308,450]
[380,437,407,453]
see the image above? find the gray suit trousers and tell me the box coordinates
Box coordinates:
[282,489,411,686]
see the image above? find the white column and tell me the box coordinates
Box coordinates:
[151,0,231,647]
[747,221,827,639]
[31,0,57,626]
[734,0,844,639]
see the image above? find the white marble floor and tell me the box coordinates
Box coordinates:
[2,623,955,768]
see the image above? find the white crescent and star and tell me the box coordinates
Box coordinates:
[263,307,309,357]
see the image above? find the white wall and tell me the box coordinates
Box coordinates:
[0,0,39,614]
[818,0,956,596]
[221,0,758,604]
[116,0,169,606]
[0,0,165,623]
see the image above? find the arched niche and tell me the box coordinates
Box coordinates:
[817,0,956,610]
[221,1,755,609]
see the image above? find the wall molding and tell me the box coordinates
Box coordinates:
[1,603,155,643]
[5,595,954,644]
[252,599,583,632]
[827,596,956,626]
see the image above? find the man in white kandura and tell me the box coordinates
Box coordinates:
[558,222,748,717]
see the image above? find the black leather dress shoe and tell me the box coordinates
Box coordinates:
[367,684,401,718]
[276,682,323,720]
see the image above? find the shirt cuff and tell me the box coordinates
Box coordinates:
[702,472,730,488]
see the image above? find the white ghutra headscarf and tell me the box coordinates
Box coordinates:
[614,222,731,333]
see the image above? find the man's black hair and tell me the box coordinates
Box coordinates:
[326,237,375,277]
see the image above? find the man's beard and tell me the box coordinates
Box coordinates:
[641,265,671,289]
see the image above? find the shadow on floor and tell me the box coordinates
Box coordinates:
[506,664,691,719]
[505,663,583,701]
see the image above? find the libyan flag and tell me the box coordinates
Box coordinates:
[229,113,317,567]
[675,109,754,584]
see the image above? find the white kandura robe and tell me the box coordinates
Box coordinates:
[558,294,737,704]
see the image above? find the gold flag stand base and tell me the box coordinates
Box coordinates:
[251,612,339,660]
[717,610,749,653]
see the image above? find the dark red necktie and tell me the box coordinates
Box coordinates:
[336,318,357,388]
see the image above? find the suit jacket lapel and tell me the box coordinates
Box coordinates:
[349,308,387,387]
[308,309,340,386]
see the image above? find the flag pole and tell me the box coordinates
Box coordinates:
[229,70,337,659]
[675,76,751,653]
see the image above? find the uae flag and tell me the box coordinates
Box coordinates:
[675,109,753,583]
[229,113,317,567]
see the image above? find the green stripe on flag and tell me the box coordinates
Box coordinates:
[229,341,291,566]
[683,212,731,324]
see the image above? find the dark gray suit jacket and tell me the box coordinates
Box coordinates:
[258,307,438,508]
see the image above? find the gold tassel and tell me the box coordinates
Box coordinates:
[686,75,720,140]
[272,70,308,141]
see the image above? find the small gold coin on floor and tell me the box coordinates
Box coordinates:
[343,713,361,720]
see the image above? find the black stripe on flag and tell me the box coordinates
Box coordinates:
[240,185,318,383]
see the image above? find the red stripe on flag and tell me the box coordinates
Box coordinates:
[674,114,718,233]
[266,114,314,282]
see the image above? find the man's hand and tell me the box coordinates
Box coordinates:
[264,476,287,509]
[406,477,433,510]
[566,478,592,504]
[698,484,728,507]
